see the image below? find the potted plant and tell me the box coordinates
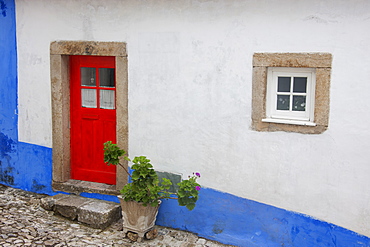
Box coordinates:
[103,141,201,242]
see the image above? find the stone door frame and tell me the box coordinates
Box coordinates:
[50,41,128,193]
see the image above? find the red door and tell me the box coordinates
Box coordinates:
[70,55,116,185]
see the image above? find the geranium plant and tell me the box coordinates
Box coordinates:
[103,141,201,210]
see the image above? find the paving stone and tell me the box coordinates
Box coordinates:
[0,184,234,247]
[41,195,59,210]
[197,238,207,245]
[54,195,91,220]
[78,199,121,229]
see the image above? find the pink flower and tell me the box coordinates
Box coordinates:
[195,172,201,177]
[195,186,201,191]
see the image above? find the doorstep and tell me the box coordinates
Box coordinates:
[41,193,121,229]
[52,179,120,196]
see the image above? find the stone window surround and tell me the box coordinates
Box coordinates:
[252,53,332,134]
[50,41,128,194]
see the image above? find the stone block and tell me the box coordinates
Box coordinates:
[253,53,332,68]
[52,180,119,196]
[50,41,127,56]
[40,194,122,229]
[77,200,121,229]
[40,193,69,211]
[54,195,91,220]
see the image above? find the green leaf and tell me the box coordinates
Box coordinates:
[186,203,196,211]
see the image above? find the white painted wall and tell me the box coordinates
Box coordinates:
[16,0,370,236]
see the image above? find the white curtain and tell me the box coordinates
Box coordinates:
[100,90,115,109]
[81,89,97,108]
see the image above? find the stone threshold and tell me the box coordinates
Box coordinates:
[52,179,120,196]
[41,193,122,229]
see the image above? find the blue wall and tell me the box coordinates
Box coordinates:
[0,0,18,187]
[1,0,369,246]
[0,0,53,195]
[157,188,370,247]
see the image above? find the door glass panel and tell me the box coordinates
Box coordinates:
[81,89,97,108]
[81,67,96,86]
[277,95,290,110]
[100,90,115,109]
[293,96,306,111]
[99,68,115,87]
[278,77,291,92]
[293,77,307,93]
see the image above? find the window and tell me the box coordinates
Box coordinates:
[80,67,116,109]
[264,67,316,126]
[252,53,332,134]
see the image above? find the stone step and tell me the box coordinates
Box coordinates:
[41,194,121,229]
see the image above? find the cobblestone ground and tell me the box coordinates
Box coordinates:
[0,184,235,247]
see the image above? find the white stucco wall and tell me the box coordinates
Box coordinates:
[16,0,370,236]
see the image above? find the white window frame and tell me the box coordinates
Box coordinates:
[263,67,316,126]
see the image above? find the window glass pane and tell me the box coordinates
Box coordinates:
[293,96,306,111]
[293,77,307,93]
[99,68,115,87]
[100,90,115,109]
[81,89,97,108]
[277,95,290,110]
[81,68,96,86]
[278,77,291,92]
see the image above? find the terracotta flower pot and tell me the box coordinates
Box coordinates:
[118,195,161,242]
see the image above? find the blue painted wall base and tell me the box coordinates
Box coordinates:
[0,141,54,195]
[157,188,370,247]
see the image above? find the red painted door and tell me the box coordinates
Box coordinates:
[70,55,116,184]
